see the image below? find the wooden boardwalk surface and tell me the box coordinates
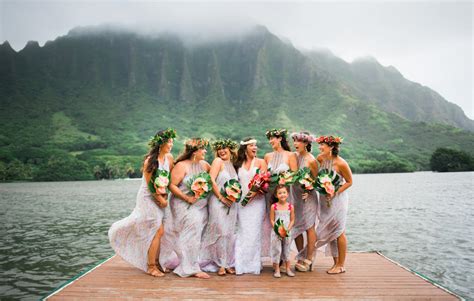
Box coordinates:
[46,252,461,300]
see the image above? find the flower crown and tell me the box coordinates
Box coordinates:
[316,135,343,144]
[211,138,238,151]
[265,128,288,139]
[291,132,315,143]
[184,138,209,150]
[148,128,177,148]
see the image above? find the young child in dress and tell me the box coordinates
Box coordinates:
[270,184,295,278]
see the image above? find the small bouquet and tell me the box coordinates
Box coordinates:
[220,179,242,214]
[295,167,316,193]
[186,172,212,208]
[273,218,289,239]
[241,169,271,207]
[148,169,171,195]
[268,168,297,187]
[277,170,298,186]
[315,169,342,207]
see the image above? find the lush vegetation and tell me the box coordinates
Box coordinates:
[430,148,473,172]
[1,26,473,181]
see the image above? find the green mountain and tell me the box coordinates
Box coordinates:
[305,49,473,130]
[1,25,473,181]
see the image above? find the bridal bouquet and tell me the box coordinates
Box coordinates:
[295,167,316,193]
[315,169,342,207]
[241,170,271,207]
[277,170,298,186]
[148,169,171,195]
[186,172,212,208]
[273,218,289,239]
[220,179,242,214]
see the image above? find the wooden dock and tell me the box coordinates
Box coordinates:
[45,252,461,300]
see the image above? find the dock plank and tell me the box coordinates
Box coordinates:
[46,253,460,300]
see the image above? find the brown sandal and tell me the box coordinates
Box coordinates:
[327,266,346,274]
[147,264,164,277]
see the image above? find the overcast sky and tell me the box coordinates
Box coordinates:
[1,0,472,119]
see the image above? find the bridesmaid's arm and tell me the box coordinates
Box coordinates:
[288,206,295,231]
[308,158,319,178]
[264,153,271,167]
[336,159,353,195]
[143,158,168,208]
[209,158,231,206]
[169,162,196,205]
[167,153,175,171]
[258,158,268,173]
[270,205,276,227]
[288,152,298,172]
[201,160,211,172]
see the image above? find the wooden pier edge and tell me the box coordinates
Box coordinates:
[373,251,464,301]
[43,251,465,300]
[42,255,115,300]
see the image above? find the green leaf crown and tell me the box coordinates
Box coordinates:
[211,138,238,151]
[148,128,177,148]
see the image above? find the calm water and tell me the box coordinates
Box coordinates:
[0,172,473,300]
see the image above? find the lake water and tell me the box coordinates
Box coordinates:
[0,172,473,300]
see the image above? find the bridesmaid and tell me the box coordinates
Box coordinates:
[169,138,211,279]
[291,131,319,272]
[201,139,239,276]
[108,128,176,277]
[263,129,297,257]
[315,135,353,274]
[234,137,268,275]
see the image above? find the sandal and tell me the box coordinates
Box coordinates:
[225,267,236,274]
[273,270,281,278]
[295,261,308,272]
[303,259,313,272]
[327,266,346,274]
[147,264,164,277]
[217,267,226,276]
[286,269,295,277]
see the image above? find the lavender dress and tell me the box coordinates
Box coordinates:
[170,162,209,277]
[298,158,348,258]
[271,203,292,264]
[263,151,294,257]
[200,161,238,271]
[108,157,170,272]
[292,154,319,260]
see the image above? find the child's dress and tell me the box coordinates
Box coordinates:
[270,203,292,263]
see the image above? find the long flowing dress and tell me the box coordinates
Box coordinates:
[235,159,266,274]
[270,203,292,264]
[200,161,239,271]
[170,162,209,277]
[108,157,170,272]
[291,154,319,260]
[298,158,348,258]
[262,151,294,257]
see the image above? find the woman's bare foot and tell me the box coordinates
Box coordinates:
[327,265,346,274]
[147,265,164,277]
[225,267,235,274]
[195,272,211,279]
[217,267,226,276]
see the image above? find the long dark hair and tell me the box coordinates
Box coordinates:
[234,137,254,171]
[330,143,340,156]
[175,144,197,164]
[268,134,291,152]
[272,184,289,204]
[143,130,165,174]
